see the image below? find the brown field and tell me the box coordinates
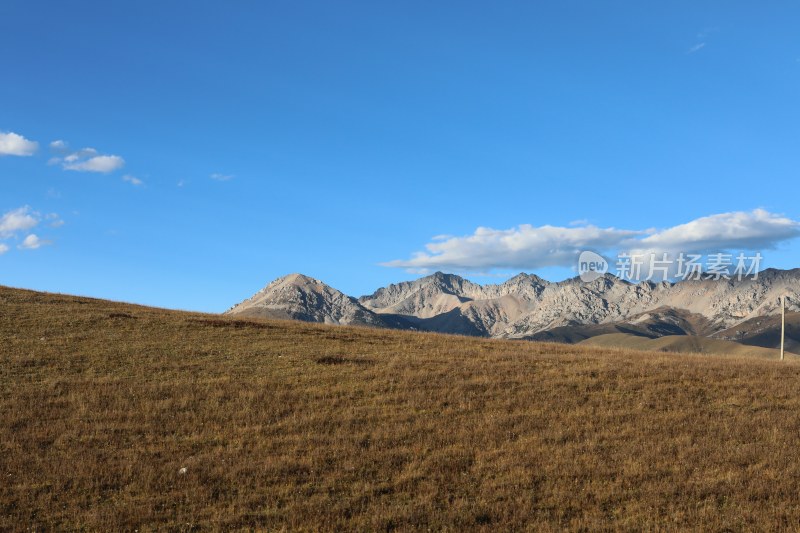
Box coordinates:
[3,285,800,531]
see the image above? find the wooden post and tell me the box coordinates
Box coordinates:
[781,295,785,361]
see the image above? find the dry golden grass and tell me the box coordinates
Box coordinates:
[4,285,800,530]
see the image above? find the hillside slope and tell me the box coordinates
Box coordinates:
[4,285,800,530]
[579,332,795,359]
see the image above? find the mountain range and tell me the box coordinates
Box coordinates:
[226,269,800,354]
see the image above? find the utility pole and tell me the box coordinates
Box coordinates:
[781,295,786,361]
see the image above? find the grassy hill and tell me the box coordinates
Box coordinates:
[4,285,800,530]
[714,311,800,353]
[579,332,796,359]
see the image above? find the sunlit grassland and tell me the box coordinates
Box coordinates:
[3,286,800,530]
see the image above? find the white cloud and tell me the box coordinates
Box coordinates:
[384,224,644,272]
[0,206,39,238]
[49,140,68,152]
[0,207,62,254]
[64,154,125,173]
[49,141,125,173]
[210,173,234,181]
[18,234,51,250]
[636,209,799,253]
[0,131,39,156]
[122,174,144,186]
[384,209,800,273]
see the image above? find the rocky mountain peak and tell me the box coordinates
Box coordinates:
[500,272,547,287]
[228,269,800,343]
[266,273,324,288]
[226,273,387,327]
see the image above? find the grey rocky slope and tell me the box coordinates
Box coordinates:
[228,269,800,345]
[226,273,391,327]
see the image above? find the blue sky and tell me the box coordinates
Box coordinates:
[2,1,799,312]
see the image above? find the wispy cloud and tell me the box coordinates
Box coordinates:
[383,209,800,273]
[569,218,590,227]
[46,213,65,228]
[688,42,706,54]
[0,131,39,156]
[688,26,718,55]
[210,173,234,181]
[122,174,144,186]
[0,243,8,255]
[49,140,125,173]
